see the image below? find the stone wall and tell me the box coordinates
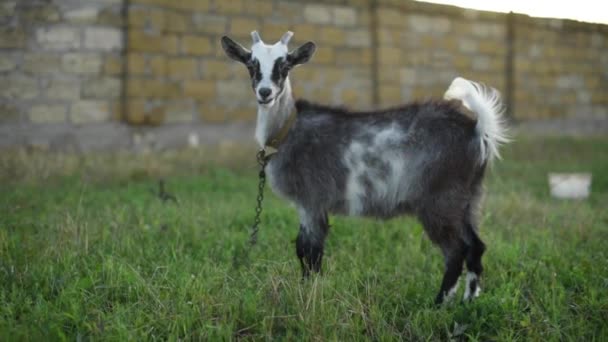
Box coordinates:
[0,0,124,131]
[374,1,507,106]
[512,15,608,119]
[1,0,607,151]
[125,0,373,126]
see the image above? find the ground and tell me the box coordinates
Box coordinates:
[1,136,607,340]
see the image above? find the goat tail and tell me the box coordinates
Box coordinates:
[444,77,510,164]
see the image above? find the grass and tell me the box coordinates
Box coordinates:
[1,136,607,340]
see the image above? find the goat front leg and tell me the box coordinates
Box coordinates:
[295,209,329,277]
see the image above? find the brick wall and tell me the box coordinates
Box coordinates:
[125,0,373,126]
[512,15,608,119]
[1,0,607,151]
[0,0,124,127]
[375,1,507,106]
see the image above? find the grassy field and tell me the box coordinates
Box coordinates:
[1,136,607,340]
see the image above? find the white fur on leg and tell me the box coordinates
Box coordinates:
[463,272,481,300]
[444,279,460,302]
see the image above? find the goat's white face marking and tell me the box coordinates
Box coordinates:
[249,42,290,108]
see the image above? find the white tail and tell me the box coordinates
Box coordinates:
[444,77,509,163]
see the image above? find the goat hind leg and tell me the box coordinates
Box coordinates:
[463,222,486,301]
[434,237,467,305]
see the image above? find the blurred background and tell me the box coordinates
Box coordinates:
[0,0,606,152]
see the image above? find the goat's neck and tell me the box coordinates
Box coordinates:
[255,79,295,149]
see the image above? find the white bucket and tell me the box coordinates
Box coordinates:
[548,173,592,199]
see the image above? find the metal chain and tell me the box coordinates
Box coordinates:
[249,149,270,246]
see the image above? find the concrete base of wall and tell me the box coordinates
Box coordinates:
[0,122,256,152]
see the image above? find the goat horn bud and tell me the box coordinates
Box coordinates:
[251,31,262,44]
[280,31,294,45]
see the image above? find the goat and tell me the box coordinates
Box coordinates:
[221,31,508,304]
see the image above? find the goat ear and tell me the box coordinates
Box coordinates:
[221,36,251,64]
[287,41,316,66]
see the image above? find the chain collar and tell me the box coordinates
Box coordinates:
[249,109,295,246]
[249,149,271,246]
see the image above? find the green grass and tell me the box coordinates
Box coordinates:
[1,136,608,340]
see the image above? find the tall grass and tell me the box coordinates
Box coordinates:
[1,136,607,340]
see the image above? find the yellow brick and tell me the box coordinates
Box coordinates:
[104,55,123,75]
[216,0,243,14]
[376,8,405,28]
[412,87,435,100]
[147,8,165,30]
[292,24,318,40]
[336,50,371,65]
[275,2,301,21]
[168,58,198,78]
[230,17,260,35]
[436,36,457,51]
[421,36,434,48]
[293,69,315,82]
[360,50,372,65]
[340,89,362,104]
[111,101,122,121]
[165,35,180,54]
[230,107,255,122]
[262,23,291,41]
[311,87,333,104]
[292,83,306,97]
[128,31,178,53]
[131,0,210,11]
[203,60,231,79]
[325,69,345,83]
[200,105,226,123]
[128,79,179,98]
[183,80,216,100]
[379,86,401,104]
[586,77,600,88]
[125,99,145,124]
[146,106,165,125]
[128,7,147,28]
[149,56,167,77]
[313,47,334,64]
[378,47,401,65]
[335,50,358,65]
[453,55,470,69]
[127,53,146,74]
[181,35,212,56]
[244,0,273,16]
[164,10,189,33]
[478,40,503,55]
[317,27,346,45]
[193,17,227,35]
[378,68,399,84]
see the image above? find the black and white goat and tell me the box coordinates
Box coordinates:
[221,31,508,304]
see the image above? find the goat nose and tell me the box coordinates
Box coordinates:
[258,88,271,99]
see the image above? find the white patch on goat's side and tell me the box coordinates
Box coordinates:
[343,124,411,216]
[463,271,481,300]
[344,141,367,215]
